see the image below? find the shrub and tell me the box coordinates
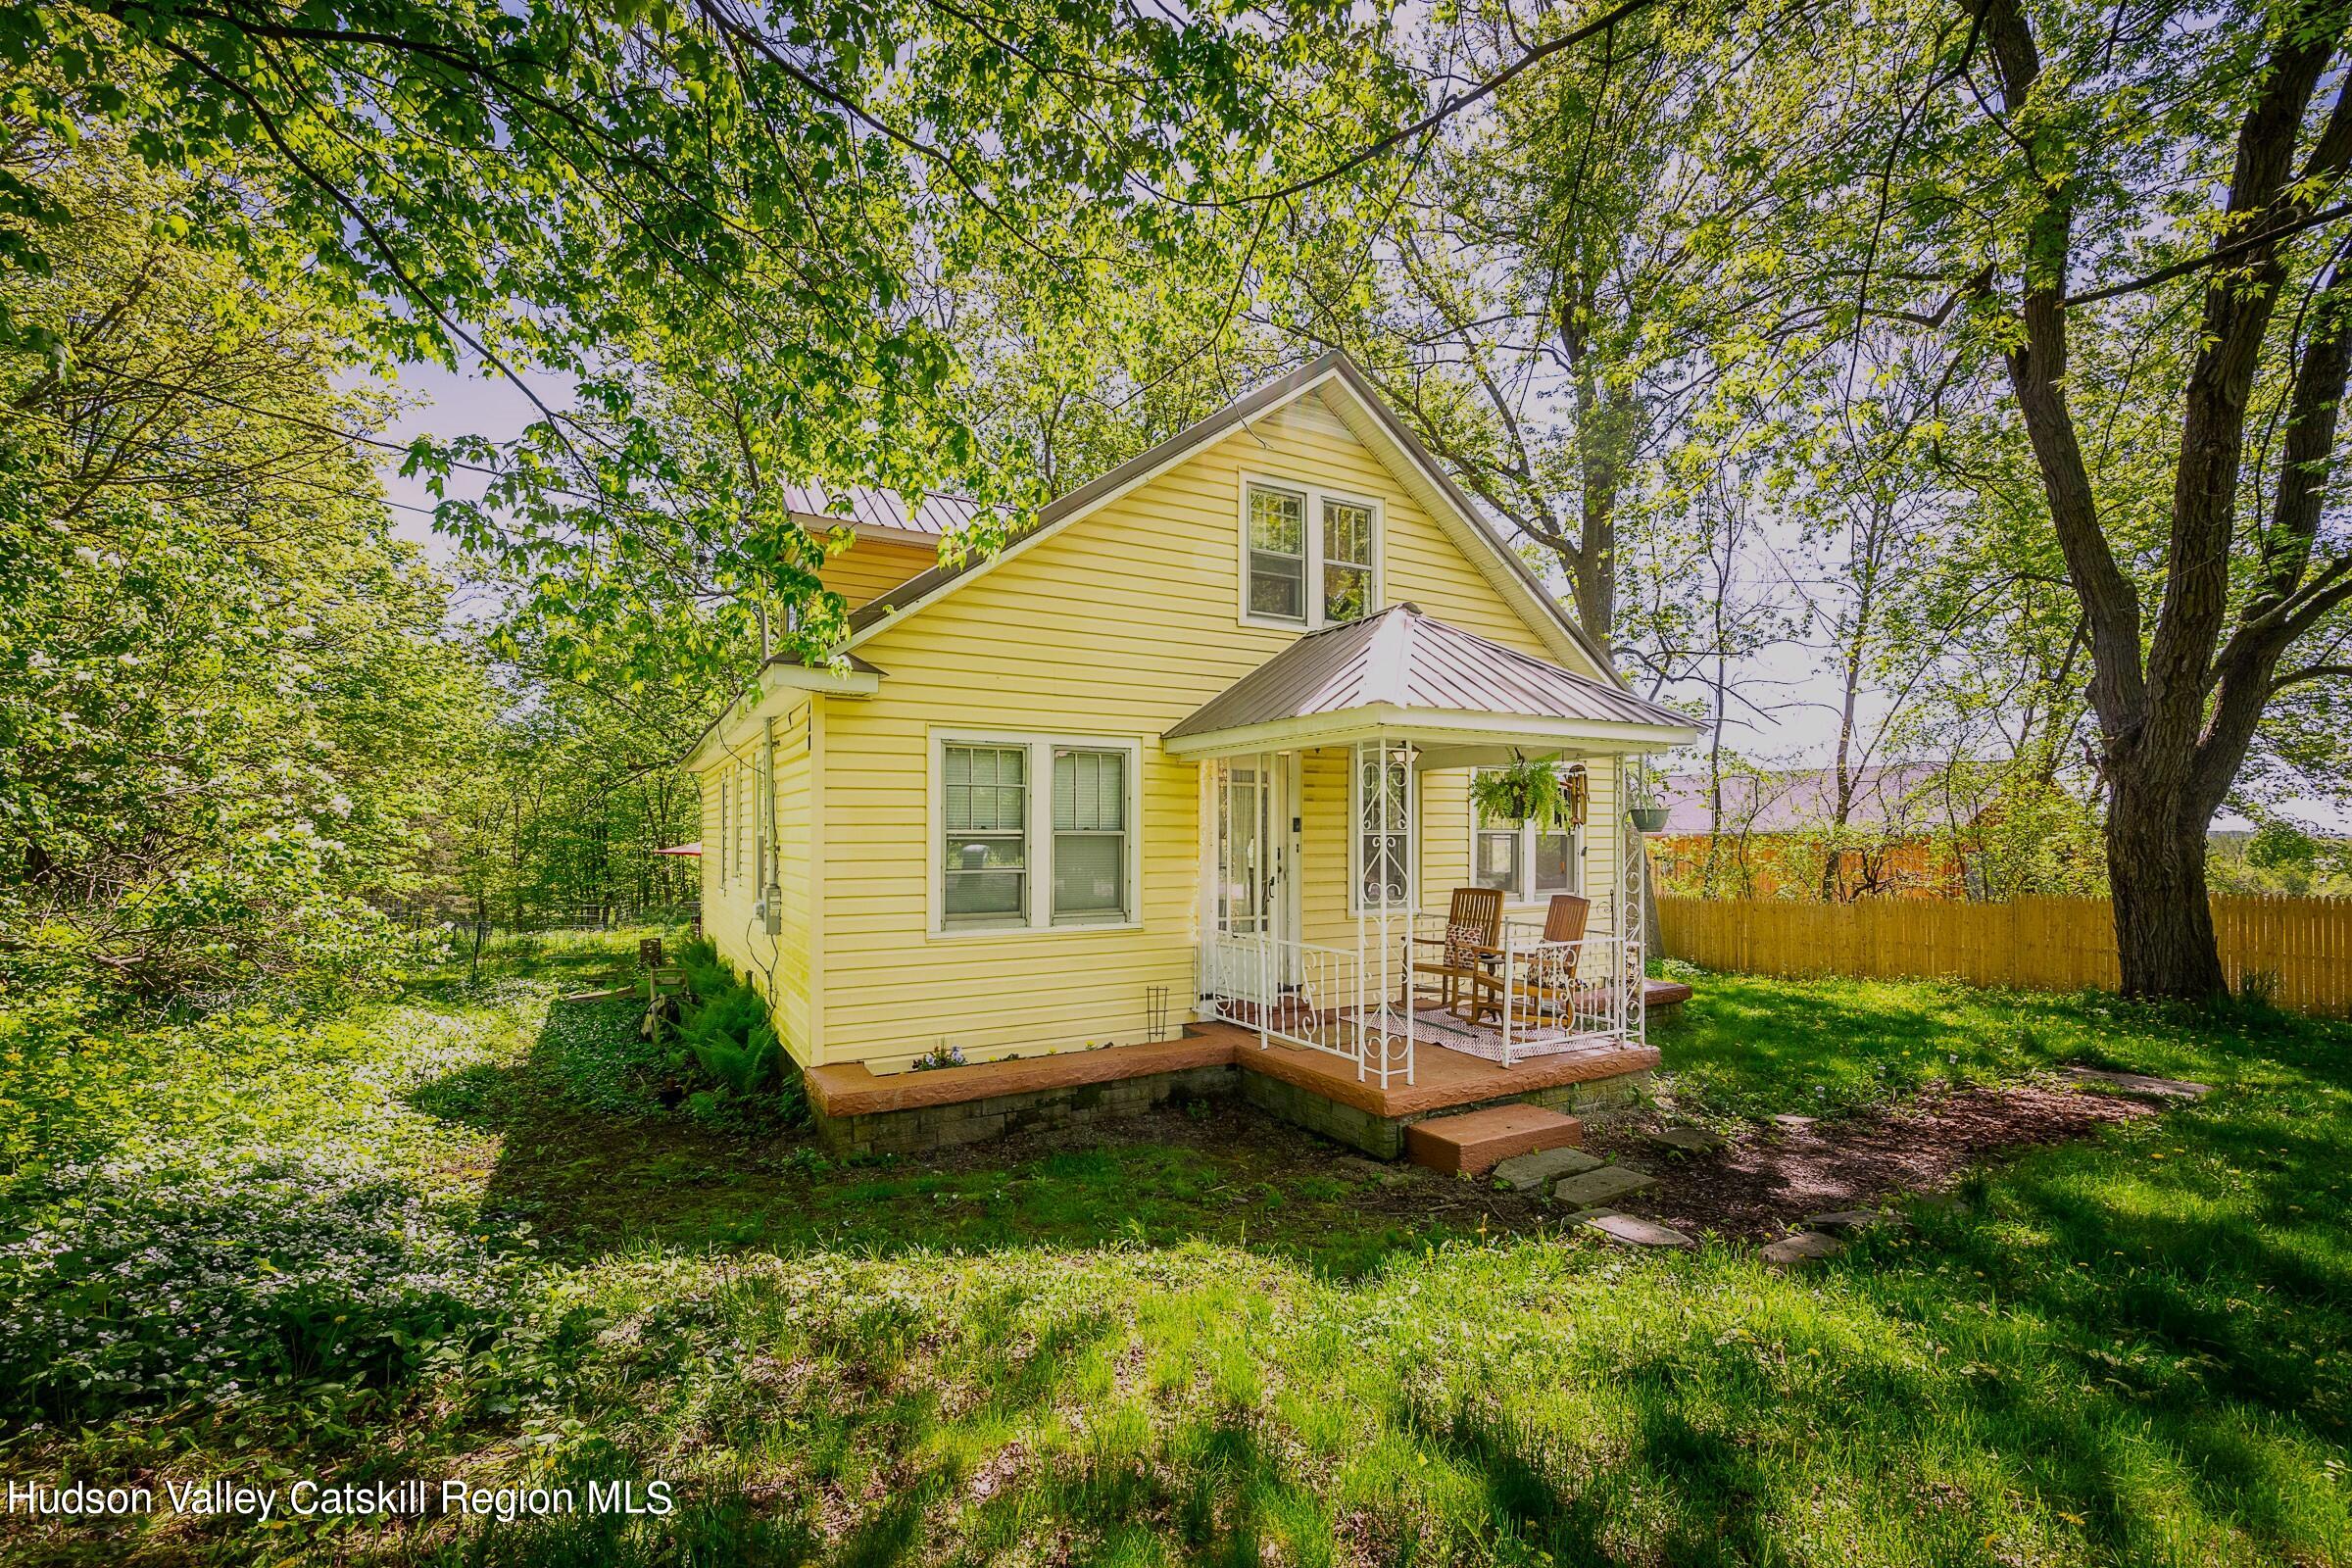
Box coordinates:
[670,941,808,1128]
[2,829,439,1019]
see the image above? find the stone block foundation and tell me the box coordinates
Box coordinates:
[812,1062,1237,1159]
[808,1029,1655,1165]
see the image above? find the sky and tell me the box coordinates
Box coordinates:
[365,360,550,564]
[369,369,2338,832]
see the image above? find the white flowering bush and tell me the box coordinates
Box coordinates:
[0,1146,528,1419]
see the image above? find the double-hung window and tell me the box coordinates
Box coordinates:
[1469,766,1581,903]
[939,735,1137,933]
[1321,499,1373,622]
[942,744,1028,925]
[1052,748,1129,923]
[1243,479,1380,629]
[1246,485,1307,622]
[1474,791,1524,901]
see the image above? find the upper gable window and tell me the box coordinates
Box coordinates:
[1242,478,1381,630]
[1246,484,1306,621]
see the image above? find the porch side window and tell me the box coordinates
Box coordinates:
[1052,747,1128,924]
[1246,484,1307,623]
[1472,777,1524,900]
[1321,499,1373,623]
[1470,765,1581,900]
[1535,823,1579,895]
[943,744,1027,926]
[1356,743,1412,911]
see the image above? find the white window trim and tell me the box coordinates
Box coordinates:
[928,728,1146,939]
[1348,742,1419,916]
[1237,472,1385,633]
[1467,765,1586,908]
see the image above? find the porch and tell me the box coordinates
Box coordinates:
[804,1013,1666,1161]
[1166,604,1699,1093]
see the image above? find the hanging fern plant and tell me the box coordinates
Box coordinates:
[1472,754,1587,832]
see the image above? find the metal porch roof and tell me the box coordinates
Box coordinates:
[1164,604,1691,746]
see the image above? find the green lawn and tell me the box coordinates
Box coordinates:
[2,935,2347,1566]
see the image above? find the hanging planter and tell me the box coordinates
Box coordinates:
[1472,754,1586,831]
[1626,759,1669,832]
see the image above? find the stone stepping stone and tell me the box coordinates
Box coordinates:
[1760,1231,1844,1266]
[1805,1209,1904,1234]
[1586,1213,1694,1250]
[1771,1113,1818,1133]
[1551,1166,1657,1208]
[1647,1126,1727,1153]
[2061,1067,2211,1101]
[1491,1147,1604,1192]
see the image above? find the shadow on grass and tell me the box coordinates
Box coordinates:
[407,997,1519,1280]
[1656,968,2352,1121]
[381,979,2351,1567]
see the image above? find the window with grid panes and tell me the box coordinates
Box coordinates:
[942,744,1027,926]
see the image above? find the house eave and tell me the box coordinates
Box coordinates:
[1161,705,1700,760]
[679,659,882,771]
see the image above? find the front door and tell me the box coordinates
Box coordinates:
[1205,754,1292,1004]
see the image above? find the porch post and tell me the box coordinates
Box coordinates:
[1375,726,1388,1085]
[1258,917,1271,1051]
[1624,761,1645,1050]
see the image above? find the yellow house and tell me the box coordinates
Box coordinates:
[684,354,1696,1158]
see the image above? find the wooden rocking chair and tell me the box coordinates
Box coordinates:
[1468,893,1595,1027]
[1404,886,1505,1021]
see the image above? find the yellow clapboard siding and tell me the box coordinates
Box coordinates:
[818,536,938,608]
[808,389,1628,1067]
[695,698,820,1065]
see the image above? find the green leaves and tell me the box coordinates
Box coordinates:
[0,133,479,1008]
[12,0,1402,682]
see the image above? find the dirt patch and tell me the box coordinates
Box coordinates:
[1586,1080,2160,1241]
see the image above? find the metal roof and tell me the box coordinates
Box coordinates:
[1165,605,1691,743]
[778,481,996,540]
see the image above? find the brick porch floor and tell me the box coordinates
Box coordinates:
[806,1019,1657,1123]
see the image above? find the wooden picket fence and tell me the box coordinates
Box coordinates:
[1656,895,2352,1015]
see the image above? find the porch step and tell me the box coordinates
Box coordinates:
[1405,1105,1583,1177]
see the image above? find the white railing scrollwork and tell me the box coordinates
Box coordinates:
[1196,931,1417,1088]
[1197,907,1648,1080]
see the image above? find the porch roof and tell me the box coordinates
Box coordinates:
[1163,604,1698,759]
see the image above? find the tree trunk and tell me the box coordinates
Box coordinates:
[2104,775,2228,1000]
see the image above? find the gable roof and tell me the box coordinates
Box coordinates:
[838,352,1623,684]
[1167,604,1689,743]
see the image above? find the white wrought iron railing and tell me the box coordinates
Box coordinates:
[1196,932,1418,1087]
[1402,906,1642,1068]
[1196,913,1648,1080]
